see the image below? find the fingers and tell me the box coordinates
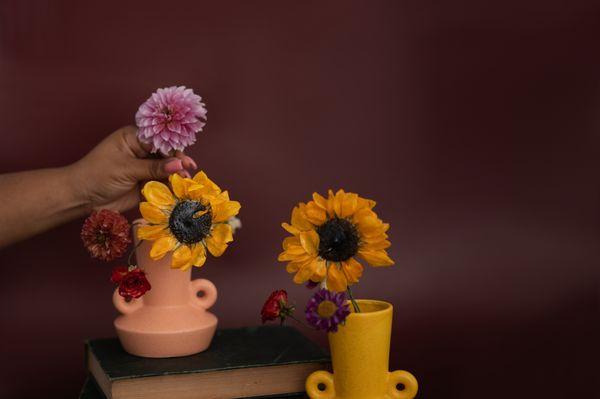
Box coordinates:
[117,126,198,181]
[174,150,198,170]
[129,157,187,182]
[119,126,151,158]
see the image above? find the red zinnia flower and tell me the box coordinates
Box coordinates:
[111,266,151,300]
[110,266,129,284]
[81,209,131,261]
[261,290,293,324]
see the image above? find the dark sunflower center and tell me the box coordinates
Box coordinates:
[316,217,359,262]
[168,200,212,244]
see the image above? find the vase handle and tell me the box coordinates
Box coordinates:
[189,279,217,310]
[305,370,335,399]
[112,289,144,315]
[388,370,418,399]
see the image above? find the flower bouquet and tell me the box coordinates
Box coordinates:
[262,190,418,399]
[81,87,240,357]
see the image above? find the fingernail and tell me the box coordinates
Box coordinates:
[164,159,183,174]
[181,170,191,178]
[187,157,198,170]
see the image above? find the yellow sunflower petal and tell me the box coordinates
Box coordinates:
[291,204,313,231]
[171,245,193,269]
[206,236,228,257]
[340,192,359,218]
[210,223,234,244]
[149,236,177,260]
[332,189,345,217]
[353,210,387,237]
[136,224,169,241]
[141,181,175,207]
[277,243,308,260]
[282,222,301,235]
[285,254,312,273]
[343,258,364,284]
[283,236,301,250]
[357,196,376,210]
[299,230,319,256]
[139,202,168,224]
[192,171,221,194]
[326,263,348,292]
[186,184,210,200]
[312,192,328,210]
[191,244,207,268]
[352,207,378,224]
[358,249,395,267]
[169,174,196,200]
[212,199,241,223]
[326,190,336,217]
[293,258,318,284]
[310,258,327,281]
[305,201,327,225]
[286,261,301,273]
[361,238,391,251]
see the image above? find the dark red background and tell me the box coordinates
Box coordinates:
[0,1,598,398]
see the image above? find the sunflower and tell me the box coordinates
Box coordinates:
[137,171,241,270]
[278,189,394,292]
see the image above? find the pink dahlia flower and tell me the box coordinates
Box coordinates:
[135,86,207,155]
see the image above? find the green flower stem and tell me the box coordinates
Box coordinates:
[346,285,361,313]
[127,240,143,267]
[286,313,311,329]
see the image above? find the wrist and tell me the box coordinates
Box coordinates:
[60,162,93,215]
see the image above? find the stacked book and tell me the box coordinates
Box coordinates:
[81,326,329,399]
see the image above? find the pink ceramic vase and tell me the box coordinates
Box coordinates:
[113,222,218,358]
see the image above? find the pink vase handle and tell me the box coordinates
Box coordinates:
[189,279,217,310]
[113,289,144,315]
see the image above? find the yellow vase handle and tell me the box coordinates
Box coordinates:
[388,370,418,399]
[306,370,335,399]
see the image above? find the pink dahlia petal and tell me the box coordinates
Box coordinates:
[135,86,207,155]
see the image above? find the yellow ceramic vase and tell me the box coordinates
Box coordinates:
[306,300,418,399]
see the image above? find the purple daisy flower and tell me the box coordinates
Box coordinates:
[305,289,351,332]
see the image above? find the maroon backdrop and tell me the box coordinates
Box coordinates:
[0,1,598,398]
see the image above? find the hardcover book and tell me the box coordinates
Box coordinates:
[79,376,308,399]
[85,326,328,399]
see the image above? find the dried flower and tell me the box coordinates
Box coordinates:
[81,209,131,261]
[305,289,351,332]
[261,290,294,324]
[137,172,240,270]
[135,86,207,155]
[278,189,393,293]
[111,266,151,300]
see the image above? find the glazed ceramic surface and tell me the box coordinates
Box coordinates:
[306,300,418,399]
[113,223,218,358]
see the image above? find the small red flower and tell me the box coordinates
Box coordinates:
[261,290,293,324]
[110,266,129,284]
[81,209,131,261]
[111,266,151,300]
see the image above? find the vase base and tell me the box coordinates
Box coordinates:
[114,308,218,358]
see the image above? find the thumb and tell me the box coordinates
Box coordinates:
[130,157,184,182]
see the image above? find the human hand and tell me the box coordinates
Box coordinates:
[69,126,197,213]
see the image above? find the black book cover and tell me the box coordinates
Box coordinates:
[86,326,329,380]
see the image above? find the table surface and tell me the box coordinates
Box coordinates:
[79,375,309,399]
